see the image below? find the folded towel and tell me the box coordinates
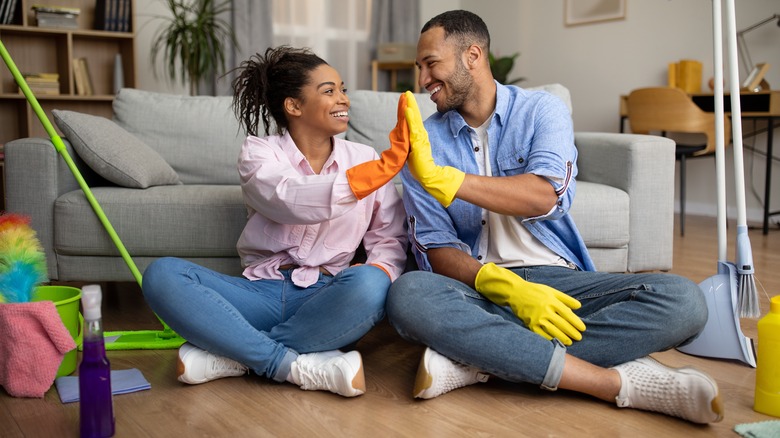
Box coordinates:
[734,420,780,438]
[54,368,151,403]
[0,301,77,398]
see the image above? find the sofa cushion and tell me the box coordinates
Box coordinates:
[569,181,629,272]
[112,88,246,185]
[52,110,180,189]
[54,185,246,257]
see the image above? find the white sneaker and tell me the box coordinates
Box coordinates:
[413,348,489,399]
[613,356,724,424]
[177,343,249,385]
[290,350,365,397]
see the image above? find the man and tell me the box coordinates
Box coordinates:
[387,10,722,424]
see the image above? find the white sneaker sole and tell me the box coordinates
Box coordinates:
[413,348,435,399]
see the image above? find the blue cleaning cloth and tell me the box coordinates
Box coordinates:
[734,420,780,438]
[54,368,151,403]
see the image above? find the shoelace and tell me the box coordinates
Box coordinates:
[208,355,246,378]
[296,361,336,390]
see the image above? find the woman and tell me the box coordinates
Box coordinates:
[143,46,409,397]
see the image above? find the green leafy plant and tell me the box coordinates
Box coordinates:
[150,0,237,95]
[489,52,525,85]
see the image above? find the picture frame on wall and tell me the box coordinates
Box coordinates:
[565,0,627,26]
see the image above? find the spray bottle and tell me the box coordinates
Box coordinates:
[79,284,115,437]
[754,295,780,417]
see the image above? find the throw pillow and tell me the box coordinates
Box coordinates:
[52,110,180,188]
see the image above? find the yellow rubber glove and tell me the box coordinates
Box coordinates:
[346,93,410,200]
[474,263,586,346]
[403,91,465,208]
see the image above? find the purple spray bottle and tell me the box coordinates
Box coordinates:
[79,284,115,437]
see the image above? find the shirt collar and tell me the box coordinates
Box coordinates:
[443,81,509,138]
[279,131,341,174]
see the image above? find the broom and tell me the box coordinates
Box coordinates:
[0,39,184,349]
[723,0,760,318]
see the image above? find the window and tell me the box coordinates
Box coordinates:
[273,0,373,89]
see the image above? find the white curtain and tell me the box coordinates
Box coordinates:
[199,0,273,96]
[370,0,420,91]
[201,0,419,94]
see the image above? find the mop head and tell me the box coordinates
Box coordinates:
[0,214,48,303]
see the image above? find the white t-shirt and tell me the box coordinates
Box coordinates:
[470,117,568,268]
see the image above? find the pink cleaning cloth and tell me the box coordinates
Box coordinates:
[0,301,77,398]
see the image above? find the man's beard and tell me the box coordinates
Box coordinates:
[437,61,472,113]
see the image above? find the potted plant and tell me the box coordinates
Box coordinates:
[150,0,237,95]
[489,52,525,85]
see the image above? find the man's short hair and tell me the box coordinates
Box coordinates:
[421,10,491,53]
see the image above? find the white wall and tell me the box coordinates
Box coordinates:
[513,0,779,225]
[135,0,780,225]
[134,0,188,94]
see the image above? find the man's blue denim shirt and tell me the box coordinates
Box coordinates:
[400,82,596,273]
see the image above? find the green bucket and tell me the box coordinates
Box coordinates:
[31,285,83,377]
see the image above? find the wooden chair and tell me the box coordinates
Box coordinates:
[626,87,731,236]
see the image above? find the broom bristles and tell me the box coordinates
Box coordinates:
[735,225,759,318]
[738,273,760,318]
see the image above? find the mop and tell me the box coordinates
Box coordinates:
[0,39,185,350]
[676,0,758,367]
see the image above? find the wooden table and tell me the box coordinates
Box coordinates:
[620,90,780,234]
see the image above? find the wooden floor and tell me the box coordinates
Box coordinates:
[2,215,779,437]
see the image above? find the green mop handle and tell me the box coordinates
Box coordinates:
[0,39,143,288]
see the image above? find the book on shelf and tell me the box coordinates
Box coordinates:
[121,0,131,32]
[95,0,130,32]
[31,4,80,14]
[18,72,61,95]
[0,0,20,24]
[94,0,110,30]
[72,58,93,96]
[23,72,60,81]
[32,5,80,29]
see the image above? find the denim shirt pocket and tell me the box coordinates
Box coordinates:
[495,151,528,177]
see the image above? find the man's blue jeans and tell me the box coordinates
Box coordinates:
[386,267,707,390]
[143,257,388,382]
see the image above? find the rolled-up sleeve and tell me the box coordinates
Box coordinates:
[521,94,578,222]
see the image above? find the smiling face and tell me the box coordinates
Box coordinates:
[287,64,350,137]
[416,26,474,113]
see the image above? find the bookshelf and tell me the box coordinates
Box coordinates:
[0,0,135,146]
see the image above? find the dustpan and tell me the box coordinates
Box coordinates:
[0,39,185,350]
[676,0,756,367]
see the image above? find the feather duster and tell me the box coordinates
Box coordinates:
[0,213,48,303]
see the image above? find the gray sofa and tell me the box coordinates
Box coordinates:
[4,86,676,283]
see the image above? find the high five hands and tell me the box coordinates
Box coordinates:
[345,92,411,199]
[403,91,465,208]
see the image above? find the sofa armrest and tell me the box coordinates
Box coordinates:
[4,138,99,280]
[574,132,676,272]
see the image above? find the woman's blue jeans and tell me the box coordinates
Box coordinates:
[386,267,707,390]
[143,257,389,382]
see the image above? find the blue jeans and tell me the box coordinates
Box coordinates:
[143,257,389,381]
[386,267,707,390]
